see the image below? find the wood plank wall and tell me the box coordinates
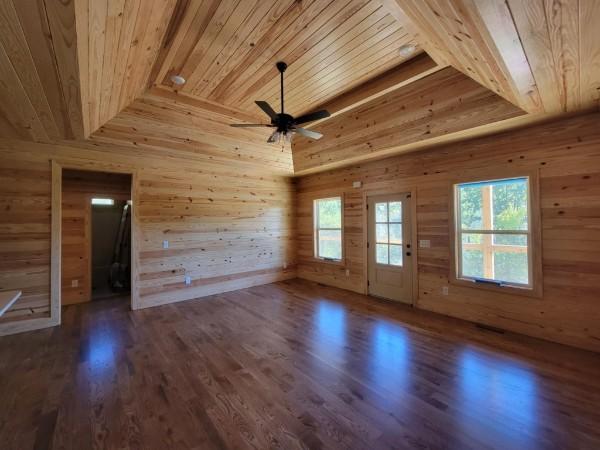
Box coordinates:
[61,170,131,305]
[292,67,525,174]
[296,112,600,352]
[0,138,295,328]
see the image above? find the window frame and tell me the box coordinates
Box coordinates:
[449,169,542,298]
[313,195,344,264]
[373,200,404,268]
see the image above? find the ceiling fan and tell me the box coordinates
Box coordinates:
[230,61,330,144]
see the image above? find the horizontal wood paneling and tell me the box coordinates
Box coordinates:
[92,87,295,175]
[296,111,600,352]
[293,67,525,173]
[0,130,296,329]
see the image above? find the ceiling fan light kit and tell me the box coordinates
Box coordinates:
[230,61,330,144]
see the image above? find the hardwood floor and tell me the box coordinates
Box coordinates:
[1,279,599,450]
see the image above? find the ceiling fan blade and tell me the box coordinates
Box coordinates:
[267,130,281,143]
[230,123,272,127]
[255,101,278,119]
[295,127,323,140]
[294,109,330,125]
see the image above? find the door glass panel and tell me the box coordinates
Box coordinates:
[389,223,402,244]
[376,223,388,243]
[389,244,403,266]
[373,200,405,267]
[389,202,402,222]
[375,203,387,222]
[376,244,388,264]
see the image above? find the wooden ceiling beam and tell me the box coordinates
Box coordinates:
[303,53,440,127]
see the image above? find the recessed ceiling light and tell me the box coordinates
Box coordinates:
[170,74,186,85]
[398,44,416,57]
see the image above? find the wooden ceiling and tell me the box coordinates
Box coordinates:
[1,0,599,175]
[77,0,178,134]
[392,0,600,114]
[151,0,422,116]
[0,0,84,141]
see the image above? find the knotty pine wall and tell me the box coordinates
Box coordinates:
[0,138,295,327]
[297,112,600,352]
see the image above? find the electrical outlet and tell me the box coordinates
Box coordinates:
[283,262,288,269]
[185,276,191,285]
[442,286,449,296]
[419,240,431,248]
[163,240,169,249]
[71,279,78,288]
[345,269,350,277]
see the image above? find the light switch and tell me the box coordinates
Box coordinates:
[352,181,362,188]
[163,240,169,249]
[419,239,431,248]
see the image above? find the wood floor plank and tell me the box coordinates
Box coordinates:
[1,279,599,450]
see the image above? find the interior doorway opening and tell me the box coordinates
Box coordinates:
[61,169,132,306]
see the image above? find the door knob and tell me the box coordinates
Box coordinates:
[406,252,411,256]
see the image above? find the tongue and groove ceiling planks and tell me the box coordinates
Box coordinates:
[0,0,598,175]
[391,0,600,114]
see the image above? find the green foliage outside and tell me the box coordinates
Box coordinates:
[459,179,529,284]
[317,198,342,259]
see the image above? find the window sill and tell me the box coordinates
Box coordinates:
[449,276,542,298]
[313,257,345,267]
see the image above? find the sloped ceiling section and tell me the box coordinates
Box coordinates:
[1,0,599,175]
[77,0,178,135]
[389,0,600,114]
[0,0,84,141]
[0,0,178,141]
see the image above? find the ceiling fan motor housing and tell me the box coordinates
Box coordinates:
[274,113,294,132]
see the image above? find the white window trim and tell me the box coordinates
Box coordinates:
[313,196,344,263]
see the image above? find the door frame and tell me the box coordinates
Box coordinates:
[362,186,418,306]
[51,159,140,325]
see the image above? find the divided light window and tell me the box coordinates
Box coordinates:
[455,177,532,288]
[314,197,342,261]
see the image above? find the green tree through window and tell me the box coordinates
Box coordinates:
[314,197,342,260]
[456,177,530,286]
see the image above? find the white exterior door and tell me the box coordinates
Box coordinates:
[367,193,413,304]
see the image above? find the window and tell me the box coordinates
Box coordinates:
[454,177,532,288]
[375,201,403,266]
[91,198,114,206]
[314,197,342,261]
